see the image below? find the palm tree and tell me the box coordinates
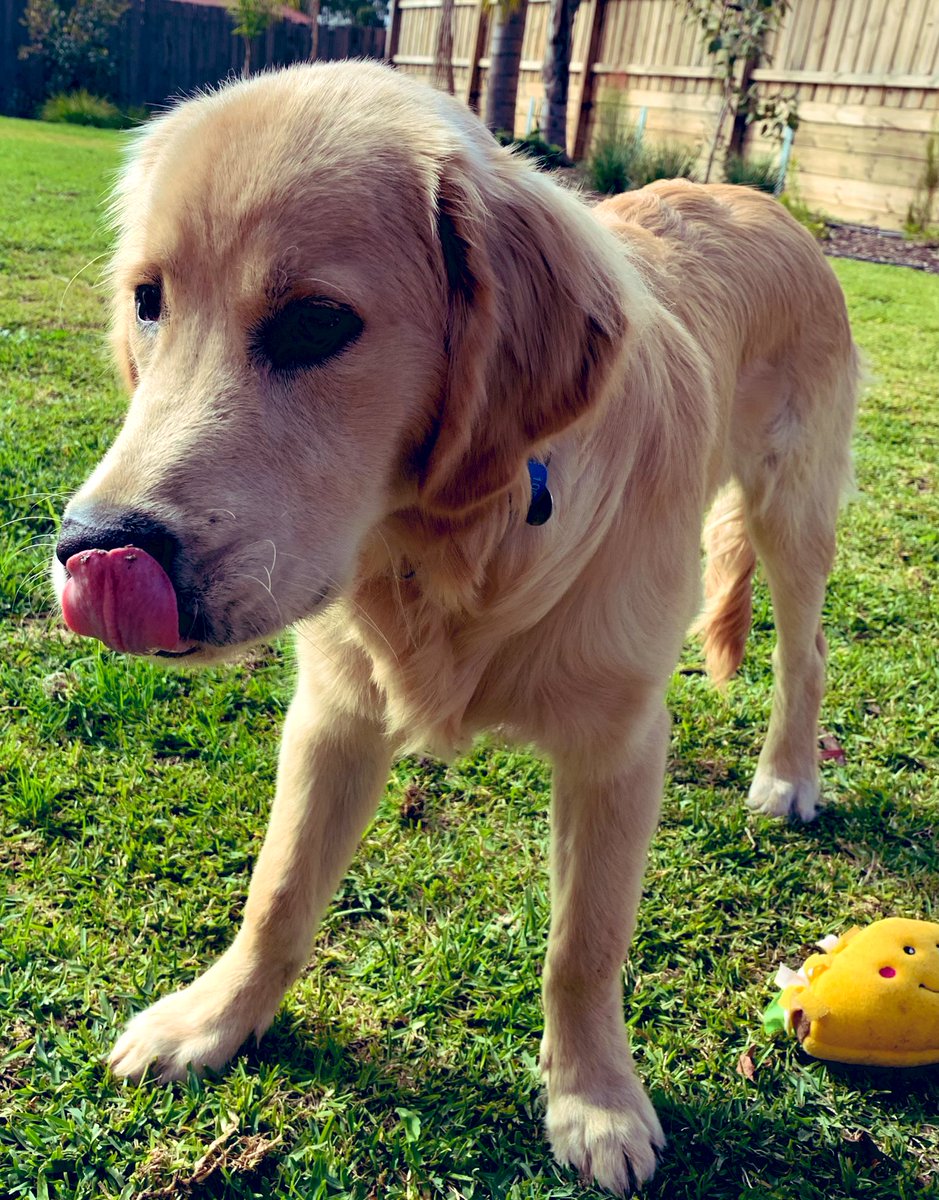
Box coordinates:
[226,0,279,76]
[484,0,529,136]
[228,0,304,75]
[541,0,579,153]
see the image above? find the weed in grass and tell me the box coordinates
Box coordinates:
[2,117,939,1200]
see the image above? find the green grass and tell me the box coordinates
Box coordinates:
[2,117,938,1200]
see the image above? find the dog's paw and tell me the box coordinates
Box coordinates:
[108,979,267,1083]
[546,1083,665,1195]
[747,770,820,822]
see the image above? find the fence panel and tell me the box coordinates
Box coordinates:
[755,0,938,225]
[0,0,385,116]
[389,0,939,230]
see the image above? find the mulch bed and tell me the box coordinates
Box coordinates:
[823,223,939,274]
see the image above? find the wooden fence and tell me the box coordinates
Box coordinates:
[387,0,939,230]
[0,0,384,116]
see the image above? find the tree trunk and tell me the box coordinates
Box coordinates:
[727,49,759,159]
[542,0,579,152]
[305,0,320,60]
[703,79,732,183]
[433,0,456,94]
[242,35,252,77]
[484,0,529,137]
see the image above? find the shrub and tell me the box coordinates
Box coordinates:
[497,129,569,171]
[779,193,828,241]
[586,123,644,194]
[773,159,828,240]
[40,89,145,128]
[630,140,697,188]
[123,104,150,127]
[20,0,128,100]
[587,124,696,195]
[724,152,780,194]
[904,133,938,241]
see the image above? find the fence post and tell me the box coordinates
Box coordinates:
[572,0,606,161]
[464,0,490,112]
[775,124,795,195]
[386,0,402,63]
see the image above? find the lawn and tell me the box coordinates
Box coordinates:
[1,117,938,1200]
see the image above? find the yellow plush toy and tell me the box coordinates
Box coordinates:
[765,918,939,1067]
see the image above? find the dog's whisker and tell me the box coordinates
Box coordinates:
[0,513,59,533]
[1,489,72,504]
[7,533,57,554]
[182,601,202,644]
[319,572,400,665]
[291,622,342,671]
[375,528,417,651]
[234,573,286,636]
[11,566,56,608]
[58,252,110,318]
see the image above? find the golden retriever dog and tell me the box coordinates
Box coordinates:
[52,62,857,1193]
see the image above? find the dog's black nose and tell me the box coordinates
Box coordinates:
[56,506,180,576]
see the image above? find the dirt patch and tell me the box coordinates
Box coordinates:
[136,1123,282,1199]
[823,223,939,274]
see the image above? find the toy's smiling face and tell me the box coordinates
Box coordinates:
[858,918,939,999]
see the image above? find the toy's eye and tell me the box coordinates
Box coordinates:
[904,946,916,955]
[879,966,896,978]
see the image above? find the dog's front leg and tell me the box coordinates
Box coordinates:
[541,699,669,1195]
[109,664,391,1083]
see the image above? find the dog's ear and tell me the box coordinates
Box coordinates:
[418,153,632,516]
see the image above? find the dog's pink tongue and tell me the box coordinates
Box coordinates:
[62,546,180,654]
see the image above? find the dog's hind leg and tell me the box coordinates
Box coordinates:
[109,637,392,1083]
[736,356,857,822]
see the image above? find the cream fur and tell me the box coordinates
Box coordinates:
[56,62,858,1194]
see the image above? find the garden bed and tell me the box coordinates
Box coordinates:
[823,222,939,275]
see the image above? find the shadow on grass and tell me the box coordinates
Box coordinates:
[798,791,939,879]
[201,1011,939,1200]
[652,1081,939,1200]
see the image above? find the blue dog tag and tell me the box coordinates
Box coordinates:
[526,459,553,526]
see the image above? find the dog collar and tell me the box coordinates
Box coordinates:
[526,459,553,525]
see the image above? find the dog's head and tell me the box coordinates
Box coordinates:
[53,62,639,661]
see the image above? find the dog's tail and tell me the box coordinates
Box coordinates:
[695,484,757,685]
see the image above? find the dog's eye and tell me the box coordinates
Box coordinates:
[253,298,363,373]
[135,283,163,324]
